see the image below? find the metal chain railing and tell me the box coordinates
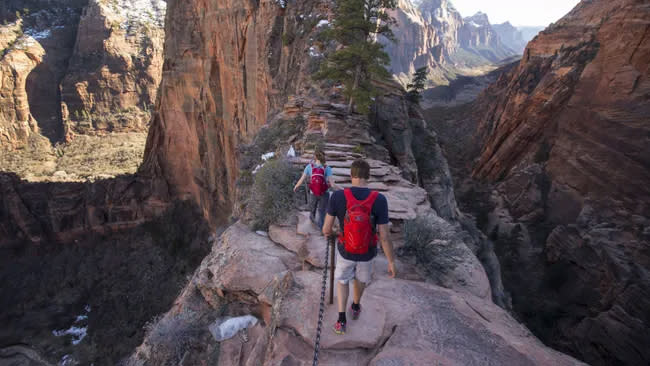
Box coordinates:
[312,235,334,366]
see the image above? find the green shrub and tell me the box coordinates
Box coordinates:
[248,159,300,231]
[281,31,295,46]
[404,216,436,252]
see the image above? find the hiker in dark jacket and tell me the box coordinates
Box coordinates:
[322,159,396,335]
[293,149,339,229]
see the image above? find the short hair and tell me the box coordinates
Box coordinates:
[350,159,370,180]
[315,149,326,165]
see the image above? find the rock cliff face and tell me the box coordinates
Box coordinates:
[0,20,45,148]
[140,0,330,222]
[467,0,650,364]
[0,0,165,149]
[60,0,165,139]
[385,0,518,86]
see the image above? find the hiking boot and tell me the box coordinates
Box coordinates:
[351,304,361,320]
[333,320,346,335]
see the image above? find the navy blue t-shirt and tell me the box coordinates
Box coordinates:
[327,187,389,261]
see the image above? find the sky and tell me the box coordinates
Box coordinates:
[450,0,581,26]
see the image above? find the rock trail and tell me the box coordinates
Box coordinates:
[127,98,587,366]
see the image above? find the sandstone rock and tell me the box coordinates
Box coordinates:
[466,0,650,364]
[129,221,585,366]
[195,223,301,307]
[60,0,165,138]
[0,21,44,149]
[140,0,331,224]
[269,222,327,268]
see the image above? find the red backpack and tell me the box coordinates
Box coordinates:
[339,189,379,255]
[308,163,329,196]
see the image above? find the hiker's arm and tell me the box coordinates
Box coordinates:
[293,173,307,192]
[322,214,336,236]
[378,224,396,278]
[327,176,341,191]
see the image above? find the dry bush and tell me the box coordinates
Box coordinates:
[248,159,301,231]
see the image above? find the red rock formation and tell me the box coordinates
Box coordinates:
[59,0,165,139]
[0,20,44,148]
[470,0,650,364]
[141,0,330,223]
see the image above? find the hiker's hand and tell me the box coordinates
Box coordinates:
[293,185,298,193]
[388,261,397,279]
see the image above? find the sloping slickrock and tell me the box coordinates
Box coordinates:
[128,220,585,366]
[269,216,327,268]
[367,280,584,366]
[195,223,301,307]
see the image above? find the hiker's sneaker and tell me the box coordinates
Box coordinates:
[351,304,361,320]
[333,321,346,335]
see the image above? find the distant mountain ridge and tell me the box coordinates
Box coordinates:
[493,22,545,53]
[384,0,522,86]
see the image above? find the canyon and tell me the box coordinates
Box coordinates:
[0,0,648,365]
[429,0,650,364]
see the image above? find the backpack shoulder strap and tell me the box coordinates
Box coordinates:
[359,191,379,208]
[343,188,360,207]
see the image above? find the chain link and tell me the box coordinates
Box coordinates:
[312,236,331,366]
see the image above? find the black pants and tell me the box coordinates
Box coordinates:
[310,192,329,230]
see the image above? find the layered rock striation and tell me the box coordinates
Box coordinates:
[465,0,650,364]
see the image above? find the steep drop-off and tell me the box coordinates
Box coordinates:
[437,0,650,364]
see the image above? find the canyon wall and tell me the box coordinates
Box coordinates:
[140,0,330,222]
[469,0,650,364]
[60,0,165,139]
[0,0,165,148]
[0,20,44,148]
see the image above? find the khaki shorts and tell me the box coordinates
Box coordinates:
[334,249,373,284]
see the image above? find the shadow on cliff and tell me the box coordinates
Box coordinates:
[0,171,214,365]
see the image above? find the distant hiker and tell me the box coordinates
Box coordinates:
[322,159,396,335]
[293,149,339,229]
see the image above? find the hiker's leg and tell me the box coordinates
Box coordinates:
[309,193,318,221]
[317,192,329,229]
[337,282,349,313]
[352,260,373,304]
[334,250,355,313]
[352,279,366,304]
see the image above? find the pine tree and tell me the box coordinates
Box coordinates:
[314,0,397,114]
[405,66,428,104]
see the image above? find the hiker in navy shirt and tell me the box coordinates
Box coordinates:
[323,159,396,336]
